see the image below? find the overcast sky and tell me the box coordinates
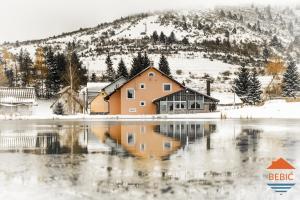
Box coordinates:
[0,0,298,43]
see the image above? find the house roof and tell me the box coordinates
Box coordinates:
[105,67,185,100]
[80,82,111,104]
[101,76,127,93]
[153,87,219,103]
[0,87,36,105]
[89,76,127,105]
[86,82,111,92]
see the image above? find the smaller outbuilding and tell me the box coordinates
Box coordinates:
[0,87,37,115]
[50,86,84,115]
[210,92,243,109]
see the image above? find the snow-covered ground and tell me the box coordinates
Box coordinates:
[222,100,300,119]
[1,99,300,120]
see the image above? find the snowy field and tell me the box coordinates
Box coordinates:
[1,99,300,120]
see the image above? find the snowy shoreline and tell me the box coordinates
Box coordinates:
[1,100,300,120]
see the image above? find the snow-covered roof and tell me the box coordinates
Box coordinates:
[86,82,111,92]
[211,92,242,105]
[0,87,36,105]
[79,82,111,103]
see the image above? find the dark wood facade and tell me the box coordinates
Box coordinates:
[153,88,219,114]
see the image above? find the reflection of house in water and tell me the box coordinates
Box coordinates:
[155,122,217,146]
[91,124,182,159]
[89,122,217,159]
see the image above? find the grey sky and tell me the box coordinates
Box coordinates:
[0,0,298,43]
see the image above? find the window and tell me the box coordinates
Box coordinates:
[140,83,145,89]
[175,102,186,110]
[160,101,167,113]
[127,133,135,145]
[188,95,204,110]
[140,101,146,107]
[148,72,155,77]
[163,141,172,150]
[167,102,174,112]
[127,88,135,99]
[140,144,146,151]
[129,108,136,112]
[163,83,172,92]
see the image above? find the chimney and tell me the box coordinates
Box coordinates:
[206,79,211,96]
[150,61,154,67]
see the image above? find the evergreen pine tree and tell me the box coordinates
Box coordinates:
[54,102,64,115]
[91,72,97,82]
[117,59,129,78]
[129,52,151,78]
[152,31,159,44]
[159,32,166,43]
[248,69,262,105]
[141,52,151,70]
[105,54,116,82]
[182,37,189,45]
[263,47,270,62]
[158,54,171,76]
[45,47,57,97]
[5,69,14,87]
[167,32,176,44]
[19,50,33,87]
[130,52,143,78]
[69,51,88,91]
[282,61,299,97]
[233,64,251,103]
[54,53,67,90]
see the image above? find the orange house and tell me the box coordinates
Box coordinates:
[105,67,184,115]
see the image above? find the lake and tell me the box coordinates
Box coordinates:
[0,119,299,200]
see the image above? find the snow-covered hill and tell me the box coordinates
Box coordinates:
[1,5,300,92]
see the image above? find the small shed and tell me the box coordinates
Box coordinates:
[210,92,243,108]
[0,87,36,115]
[51,86,84,115]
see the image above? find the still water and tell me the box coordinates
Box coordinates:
[0,119,299,200]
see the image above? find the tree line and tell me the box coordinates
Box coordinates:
[97,52,172,82]
[233,59,299,104]
[0,43,88,98]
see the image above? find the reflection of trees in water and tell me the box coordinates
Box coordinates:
[236,129,261,153]
[59,124,88,154]
[22,124,88,154]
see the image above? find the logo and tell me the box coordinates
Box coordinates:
[266,158,296,194]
